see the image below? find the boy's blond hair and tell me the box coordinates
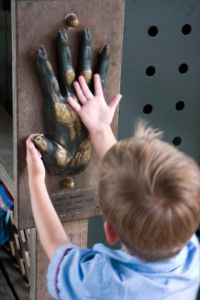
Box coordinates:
[98,121,200,261]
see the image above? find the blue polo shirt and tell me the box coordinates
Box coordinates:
[47,234,200,300]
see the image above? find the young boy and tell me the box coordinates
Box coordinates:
[26,74,200,300]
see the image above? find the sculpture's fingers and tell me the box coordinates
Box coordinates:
[32,134,50,154]
[36,46,62,103]
[57,29,75,97]
[94,45,110,89]
[32,135,72,174]
[79,29,92,84]
[93,74,104,98]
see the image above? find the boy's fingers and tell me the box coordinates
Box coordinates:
[27,146,42,160]
[26,133,41,145]
[73,81,87,104]
[78,76,93,100]
[109,94,122,111]
[26,135,42,159]
[26,140,36,154]
[67,96,81,112]
[94,74,104,98]
[26,142,37,160]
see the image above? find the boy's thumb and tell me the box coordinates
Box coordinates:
[26,141,36,156]
[109,94,122,111]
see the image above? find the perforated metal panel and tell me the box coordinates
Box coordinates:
[88,0,200,246]
[119,0,200,164]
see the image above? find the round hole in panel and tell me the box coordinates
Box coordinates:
[175,101,185,111]
[148,26,158,37]
[145,66,156,76]
[179,64,188,74]
[143,104,153,114]
[172,137,182,146]
[181,24,192,35]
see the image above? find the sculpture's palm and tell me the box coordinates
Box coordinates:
[33,28,109,183]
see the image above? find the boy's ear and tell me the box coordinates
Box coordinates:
[104,220,119,245]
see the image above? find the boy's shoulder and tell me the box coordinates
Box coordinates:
[47,236,200,300]
[93,235,200,268]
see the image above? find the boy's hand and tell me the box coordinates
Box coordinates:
[67,74,122,135]
[26,134,45,182]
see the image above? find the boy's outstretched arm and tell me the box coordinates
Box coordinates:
[68,74,122,158]
[26,136,70,260]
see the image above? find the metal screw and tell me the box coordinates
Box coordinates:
[64,13,79,28]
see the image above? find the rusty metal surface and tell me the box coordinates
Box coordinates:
[13,0,125,228]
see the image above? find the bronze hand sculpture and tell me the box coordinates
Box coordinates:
[33,26,110,188]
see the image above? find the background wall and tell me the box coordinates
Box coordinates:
[88,0,200,247]
[0,0,12,115]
